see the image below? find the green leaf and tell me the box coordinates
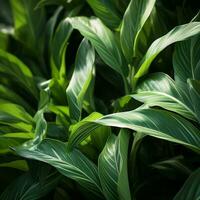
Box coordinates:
[68,108,200,152]
[15,139,103,198]
[0,84,34,114]
[120,0,156,63]
[0,100,33,125]
[87,0,121,29]
[0,160,28,171]
[10,0,45,56]
[188,79,200,123]
[132,73,197,121]
[66,39,95,122]
[0,171,60,200]
[0,49,38,98]
[173,35,200,83]
[51,18,73,79]
[67,17,128,77]
[173,168,200,200]
[98,130,131,200]
[134,22,200,80]
[36,0,68,8]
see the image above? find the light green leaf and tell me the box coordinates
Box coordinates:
[132,73,197,121]
[0,49,38,98]
[135,22,200,80]
[87,0,121,29]
[15,139,103,198]
[67,17,128,77]
[0,160,28,171]
[120,0,156,63]
[98,130,131,200]
[68,108,200,152]
[66,39,95,122]
[173,35,200,83]
[173,168,200,200]
[0,171,60,200]
[0,84,34,114]
[10,0,45,56]
[0,100,33,125]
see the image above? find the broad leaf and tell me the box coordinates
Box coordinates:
[15,139,103,198]
[68,108,200,151]
[132,73,197,121]
[66,39,95,122]
[0,171,60,200]
[67,17,128,77]
[134,22,200,80]
[173,168,200,200]
[10,0,45,56]
[120,0,156,63]
[0,49,38,98]
[173,35,200,83]
[87,0,121,29]
[98,130,131,200]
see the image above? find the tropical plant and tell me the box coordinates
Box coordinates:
[0,0,199,199]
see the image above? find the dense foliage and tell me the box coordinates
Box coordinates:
[0,0,200,199]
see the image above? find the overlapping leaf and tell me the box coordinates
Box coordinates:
[120,0,156,63]
[132,73,196,121]
[10,0,45,56]
[87,0,121,29]
[0,171,60,200]
[15,139,103,198]
[173,168,200,200]
[173,35,200,83]
[98,130,131,200]
[66,39,95,122]
[68,108,200,151]
[0,49,38,98]
[67,17,128,77]
[134,22,200,80]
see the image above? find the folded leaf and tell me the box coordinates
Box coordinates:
[98,130,131,200]
[66,39,95,122]
[132,73,196,121]
[68,109,200,152]
[120,0,156,63]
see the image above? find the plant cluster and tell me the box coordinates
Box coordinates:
[0,0,200,199]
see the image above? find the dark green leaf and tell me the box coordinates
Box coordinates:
[98,130,131,200]
[173,35,200,83]
[173,168,200,200]
[87,0,121,29]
